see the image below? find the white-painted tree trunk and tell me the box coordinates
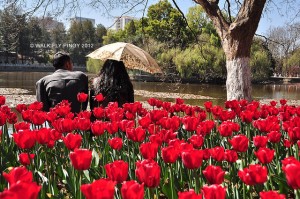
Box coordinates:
[226,57,252,101]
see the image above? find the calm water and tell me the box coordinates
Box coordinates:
[0,71,300,106]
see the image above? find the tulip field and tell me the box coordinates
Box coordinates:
[0,94,300,199]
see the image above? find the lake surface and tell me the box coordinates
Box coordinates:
[0,71,300,106]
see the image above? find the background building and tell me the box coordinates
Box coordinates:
[113,16,136,30]
[70,16,95,26]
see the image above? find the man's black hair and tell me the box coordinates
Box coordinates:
[53,52,71,69]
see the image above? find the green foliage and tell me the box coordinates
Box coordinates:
[95,24,107,46]
[86,58,103,74]
[250,39,273,82]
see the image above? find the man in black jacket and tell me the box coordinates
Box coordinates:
[36,52,88,113]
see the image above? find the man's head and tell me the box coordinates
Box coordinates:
[53,52,73,71]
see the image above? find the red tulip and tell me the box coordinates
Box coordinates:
[253,135,268,148]
[161,146,180,163]
[7,111,17,124]
[108,137,123,150]
[77,92,88,103]
[182,116,200,131]
[138,115,152,129]
[218,121,240,137]
[106,122,119,134]
[203,165,225,184]
[178,189,202,199]
[196,120,215,136]
[268,131,281,143]
[147,98,158,106]
[254,147,275,164]
[16,104,27,113]
[75,117,91,131]
[288,127,300,142]
[224,149,238,163]
[53,118,75,133]
[105,160,128,183]
[204,101,213,112]
[3,167,33,186]
[12,129,36,149]
[282,161,300,189]
[0,95,5,105]
[70,149,92,170]
[188,134,204,148]
[81,178,116,199]
[240,110,254,123]
[201,184,226,199]
[0,112,6,126]
[92,107,105,118]
[210,146,225,162]
[150,110,168,123]
[140,142,159,160]
[14,122,30,131]
[238,164,268,185]
[135,159,161,188]
[36,128,52,145]
[91,121,107,136]
[229,134,249,152]
[95,93,105,102]
[259,190,286,199]
[126,127,146,142]
[19,153,35,166]
[182,149,203,169]
[28,101,43,111]
[0,181,41,199]
[121,180,144,199]
[63,133,82,151]
[31,111,47,125]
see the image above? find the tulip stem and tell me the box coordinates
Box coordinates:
[296,189,300,199]
[169,164,175,199]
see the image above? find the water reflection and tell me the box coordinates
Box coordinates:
[0,72,299,106]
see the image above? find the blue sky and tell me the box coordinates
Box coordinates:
[15,0,299,35]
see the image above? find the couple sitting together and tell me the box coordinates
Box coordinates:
[36,52,134,113]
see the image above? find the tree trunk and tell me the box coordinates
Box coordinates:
[226,57,252,101]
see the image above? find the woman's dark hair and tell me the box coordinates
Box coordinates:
[92,59,134,107]
[53,52,71,69]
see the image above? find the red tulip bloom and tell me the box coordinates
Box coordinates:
[182,116,200,132]
[75,117,91,131]
[31,111,47,125]
[7,111,17,124]
[176,98,184,105]
[139,115,152,129]
[0,95,5,105]
[63,133,82,151]
[81,178,116,199]
[188,134,204,148]
[196,120,215,136]
[121,180,144,199]
[107,122,119,134]
[204,101,213,112]
[12,129,36,149]
[210,146,225,162]
[0,181,41,199]
[178,189,202,199]
[161,145,180,163]
[118,120,134,132]
[53,118,75,133]
[105,160,128,183]
[218,121,240,137]
[36,128,51,145]
[268,131,281,143]
[254,147,275,164]
[181,149,203,169]
[14,122,30,131]
[28,101,43,111]
[77,92,88,103]
[282,162,300,189]
[288,127,300,142]
[259,191,286,199]
[135,159,161,188]
[150,110,168,123]
[202,184,226,199]
[203,165,225,184]
[16,104,27,113]
[229,134,249,152]
[70,149,92,170]
[253,135,269,148]
[3,166,33,186]
[238,164,268,185]
[91,121,107,136]
[19,153,35,166]
[147,98,158,106]
[92,107,105,119]
[240,110,254,123]
[159,129,178,143]
[108,137,123,150]
[95,93,105,102]
[224,149,238,163]
[0,112,6,126]
[126,127,146,142]
[140,142,159,160]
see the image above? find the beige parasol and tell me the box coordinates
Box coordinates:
[86,42,162,74]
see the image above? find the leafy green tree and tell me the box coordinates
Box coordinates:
[50,23,66,52]
[95,24,107,46]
